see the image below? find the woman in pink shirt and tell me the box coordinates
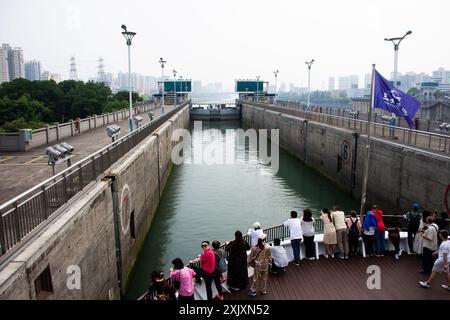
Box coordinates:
[170,258,196,301]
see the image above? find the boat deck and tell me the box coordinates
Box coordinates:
[225,254,450,300]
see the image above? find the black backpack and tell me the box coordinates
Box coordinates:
[408,212,421,233]
[348,218,359,239]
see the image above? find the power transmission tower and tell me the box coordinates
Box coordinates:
[69,56,78,80]
[96,57,106,83]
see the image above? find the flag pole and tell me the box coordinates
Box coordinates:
[359,64,376,224]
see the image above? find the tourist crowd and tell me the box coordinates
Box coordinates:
[146,204,449,300]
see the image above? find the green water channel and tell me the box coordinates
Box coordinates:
[125,120,359,299]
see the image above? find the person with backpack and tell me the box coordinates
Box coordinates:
[404,203,422,254]
[212,240,227,284]
[345,210,361,256]
[362,211,378,256]
[420,216,439,275]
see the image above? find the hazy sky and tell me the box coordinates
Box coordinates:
[1,0,449,90]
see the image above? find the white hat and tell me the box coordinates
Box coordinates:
[253,222,261,229]
[259,233,267,240]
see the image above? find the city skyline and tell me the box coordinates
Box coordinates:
[1,0,449,91]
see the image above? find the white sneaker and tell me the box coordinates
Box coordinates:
[441,284,450,291]
[395,254,399,260]
[419,281,431,288]
[324,255,329,259]
[331,254,335,258]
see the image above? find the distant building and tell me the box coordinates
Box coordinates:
[192,80,202,92]
[40,70,50,81]
[328,77,335,91]
[338,75,359,90]
[364,73,371,89]
[1,43,25,81]
[50,73,61,83]
[25,60,41,81]
[0,45,8,84]
[279,82,286,93]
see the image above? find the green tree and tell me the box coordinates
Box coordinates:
[0,95,50,131]
[113,91,143,104]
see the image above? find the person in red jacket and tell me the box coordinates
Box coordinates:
[372,205,386,257]
[189,241,224,300]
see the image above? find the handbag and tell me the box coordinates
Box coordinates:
[248,248,262,268]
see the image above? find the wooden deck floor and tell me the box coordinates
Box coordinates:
[225,254,450,300]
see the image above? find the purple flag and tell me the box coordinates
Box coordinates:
[373,70,421,129]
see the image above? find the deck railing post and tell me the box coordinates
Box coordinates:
[45,124,49,144]
[13,202,21,243]
[56,122,60,141]
[0,210,6,254]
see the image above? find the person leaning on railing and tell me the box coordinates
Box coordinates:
[169,258,196,301]
[189,240,224,301]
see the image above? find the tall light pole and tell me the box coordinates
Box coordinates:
[172,69,177,107]
[273,70,279,105]
[179,75,183,102]
[305,59,314,111]
[159,57,166,114]
[121,25,136,132]
[384,30,412,87]
[256,76,260,103]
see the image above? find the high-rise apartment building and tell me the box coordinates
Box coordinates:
[25,60,42,81]
[0,45,8,83]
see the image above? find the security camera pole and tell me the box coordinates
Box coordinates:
[121,24,136,132]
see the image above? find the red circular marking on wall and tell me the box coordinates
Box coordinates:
[120,184,131,234]
[445,184,450,213]
[340,140,351,163]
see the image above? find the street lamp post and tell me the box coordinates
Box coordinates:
[159,58,166,114]
[384,31,412,126]
[172,70,177,107]
[273,70,279,105]
[384,31,412,87]
[179,75,183,102]
[121,25,136,132]
[256,76,260,103]
[305,59,314,111]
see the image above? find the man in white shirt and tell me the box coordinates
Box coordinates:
[331,206,349,259]
[283,211,303,266]
[271,238,288,274]
[420,230,450,291]
[248,222,263,247]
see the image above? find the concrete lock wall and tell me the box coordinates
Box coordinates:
[242,103,450,213]
[0,106,190,300]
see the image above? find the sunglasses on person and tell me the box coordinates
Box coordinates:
[201,244,208,248]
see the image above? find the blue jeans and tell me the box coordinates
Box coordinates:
[291,239,301,262]
[375,231,385,255]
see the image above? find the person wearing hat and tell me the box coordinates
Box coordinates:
[404,203,422,254]
[248,222,264,247]
[247,233,272,296]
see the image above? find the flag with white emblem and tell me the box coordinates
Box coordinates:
[373,70,421,129]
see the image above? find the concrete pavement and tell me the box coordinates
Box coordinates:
[0,105,174,205]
